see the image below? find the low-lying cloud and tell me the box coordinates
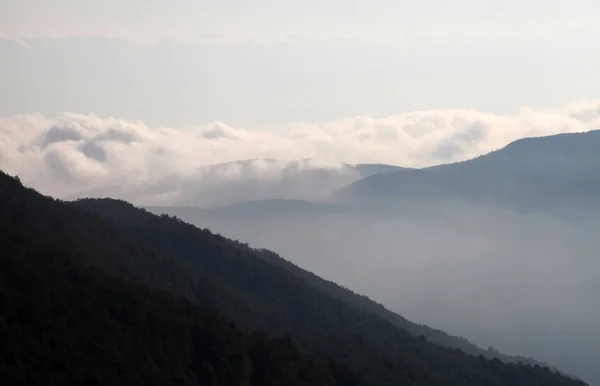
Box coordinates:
[161,201,600,384]
[1,100,599,204]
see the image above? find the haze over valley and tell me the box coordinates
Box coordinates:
[142,131,600,384]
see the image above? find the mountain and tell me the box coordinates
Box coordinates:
[430,129,600,176]
[0,230,364,386]
[0,170,586,385]
[65,159,406,208]
[164,131,600,221]
[336,130,600,219]
[354,163,410,177]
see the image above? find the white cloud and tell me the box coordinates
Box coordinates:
[1,100,599,205]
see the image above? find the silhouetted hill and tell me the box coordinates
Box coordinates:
[0,170,587,385]
[0,230,364,386]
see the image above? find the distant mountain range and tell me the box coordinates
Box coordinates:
[337,129,600,219]
[67,158,408,207]
[143,129,600,220]
[144,129,600,385]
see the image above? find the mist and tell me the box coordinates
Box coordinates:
[147,201,600,384]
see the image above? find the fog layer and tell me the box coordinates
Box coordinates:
[147,202,600,384]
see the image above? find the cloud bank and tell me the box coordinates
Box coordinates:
[1,100,599,204]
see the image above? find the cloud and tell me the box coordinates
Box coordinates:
[0,34,30,49]
[1,101,599,204]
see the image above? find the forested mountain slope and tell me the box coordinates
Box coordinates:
[0,170,587,386]
[0,230,363,386]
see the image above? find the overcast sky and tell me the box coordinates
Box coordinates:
[2,0,600,124]
[3,0,600,43]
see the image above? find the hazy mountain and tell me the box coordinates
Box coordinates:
[144,130,600,384]
[430,129,600,176]
[138,130,600,220]
[66,158,406,208]
[0,169,585,386]
[337,130,600,219]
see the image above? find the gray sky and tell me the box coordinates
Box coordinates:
[3,0,600,42]
[1,0,600,127]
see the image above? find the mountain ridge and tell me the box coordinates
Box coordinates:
[63,159,407,208]
[0,169,586,385]
[335,129,600,220]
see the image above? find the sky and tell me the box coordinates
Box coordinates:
[1,0,600,195]
[3,0,600,43]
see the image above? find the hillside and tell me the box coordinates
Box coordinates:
[0,229,365,386]
[0,170,588,385]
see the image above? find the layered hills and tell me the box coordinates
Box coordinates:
[145,130,600,384]
[0,170,586,385]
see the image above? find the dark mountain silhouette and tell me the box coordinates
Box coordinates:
[0,170,586,385]
[0,230,365,386]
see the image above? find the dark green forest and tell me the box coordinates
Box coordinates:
[0,170,588,386]
[0,231,364,386]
